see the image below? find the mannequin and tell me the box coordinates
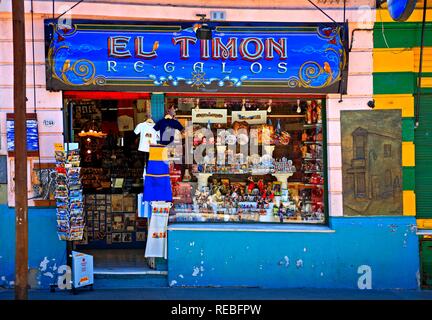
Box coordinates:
[134,116,159,169]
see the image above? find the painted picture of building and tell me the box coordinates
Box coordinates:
[341,110,402,215]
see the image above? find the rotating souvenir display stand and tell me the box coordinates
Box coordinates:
[54,144,84,241]
[52,143,94,294]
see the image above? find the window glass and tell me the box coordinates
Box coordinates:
[167,96,326,224]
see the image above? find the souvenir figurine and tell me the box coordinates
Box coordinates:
[301,144,308,158]
[265,186,275,202]
[280,131,291,145]
[316,128,323,141]
[306,100,313,124]
[301,130,308,142]
[309,144,317,158]
[316,100,322,124]
[183,168,192,182]
[247,176,255,194]
[278,205,284,223]
[257,179,265,194]
[311,100,318,123]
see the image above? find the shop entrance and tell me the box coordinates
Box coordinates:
[63,92,153,273]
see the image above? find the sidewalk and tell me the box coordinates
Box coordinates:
[1,287,432,300]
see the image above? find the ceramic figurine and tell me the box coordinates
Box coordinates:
[316,129,323,142]
[301,144,308,158]
[316,100,322,124]
[257,179,265,194]
[183,168,191,182]
[306,100,313,124]
[301,130,308,142]
[247,176,255,194]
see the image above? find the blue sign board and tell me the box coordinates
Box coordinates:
[387,0,418,21]
[6,116,39,155]
[45,20,348,94]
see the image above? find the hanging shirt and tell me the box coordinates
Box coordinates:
[153,118,184,145]
[118,115,134,132]
[134,122,159,152]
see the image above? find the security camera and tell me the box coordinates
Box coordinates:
[367,100,375,109]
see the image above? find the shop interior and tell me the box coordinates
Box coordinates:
[63,93,326,271]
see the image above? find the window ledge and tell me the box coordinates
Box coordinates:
[168,223,335,233]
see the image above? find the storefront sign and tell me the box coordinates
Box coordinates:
[45,20,348,93]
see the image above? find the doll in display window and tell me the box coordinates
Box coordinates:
[301,130,308,142]
[316,100,322,124]
[311,100,318,124]
[300,144,308,158]
[306,101,313,124]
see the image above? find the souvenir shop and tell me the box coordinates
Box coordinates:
[46,19,346,269]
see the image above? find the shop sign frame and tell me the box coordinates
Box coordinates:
[44,19,349,94]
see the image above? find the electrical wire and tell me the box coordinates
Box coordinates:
[28,0,44,201]
[306,0,337,24]
[378,5,411,54]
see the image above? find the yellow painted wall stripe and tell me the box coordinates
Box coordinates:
[420,76,432,88]
[403,190,416,216]
[377,8,432,23]
[417,219,432,229]
[373,48,432,73]
[373,94,414,117]
[413,47,432,72]
[373,49,414,72]
[402,141,415,167]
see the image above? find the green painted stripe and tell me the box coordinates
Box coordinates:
[402,117,415,141]
[374,22,432,48]
[373,72,432,94]
[373,72,415,94]
[403,166,416,190]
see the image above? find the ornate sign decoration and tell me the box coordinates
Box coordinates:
[45,20,348,93]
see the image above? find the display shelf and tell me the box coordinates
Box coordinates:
[304,171,323,174]
[303,141,323,144]
[303,158,323,161]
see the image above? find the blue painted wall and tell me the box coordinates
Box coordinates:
[168,217,420,289]
[0,205,66,289]
[0,207,421,290]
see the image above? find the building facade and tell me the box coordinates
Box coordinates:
[0,0,426,289]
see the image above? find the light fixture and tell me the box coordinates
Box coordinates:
[241,99,246,112]
[194,14,213,40]
[78,120,107,138]
[296,99,302,113]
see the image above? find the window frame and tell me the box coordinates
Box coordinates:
[165,94,330,227]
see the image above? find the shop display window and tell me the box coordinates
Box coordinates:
[167,96,327,224]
